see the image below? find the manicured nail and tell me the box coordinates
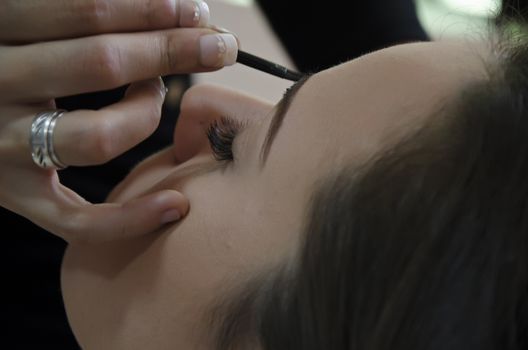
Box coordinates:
[161,208,181,224]
[179,0,210,27]
[208,24,241,48]
[208,24,232,34]
[199,33,238,68]
[158,77,167,99]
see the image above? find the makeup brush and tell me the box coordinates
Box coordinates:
[236,50,303,82]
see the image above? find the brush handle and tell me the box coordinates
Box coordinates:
[236,50,303,81]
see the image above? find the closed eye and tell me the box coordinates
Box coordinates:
[206,116,248,163]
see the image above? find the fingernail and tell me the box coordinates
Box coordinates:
[208,24,241,48]
[179,0,210,27]
[161,209,181,225]
[199,33,238,68]
[158,77,167,99]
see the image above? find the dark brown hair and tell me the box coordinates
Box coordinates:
[210,21,528,350]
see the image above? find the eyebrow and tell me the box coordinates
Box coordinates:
[259,74,312,167]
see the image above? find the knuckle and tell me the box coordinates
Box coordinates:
[159,32,186,72]
[158,30,201,73]
[88,39,123,86]
[76,0,111,31]
[160,33,176,72]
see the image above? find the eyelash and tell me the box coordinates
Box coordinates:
[206,116,246,163]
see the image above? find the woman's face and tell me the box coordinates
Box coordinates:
[61,40,488,349]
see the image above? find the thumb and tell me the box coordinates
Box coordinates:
[65,190,189,245]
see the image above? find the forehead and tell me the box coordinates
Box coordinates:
[280,40,490,170]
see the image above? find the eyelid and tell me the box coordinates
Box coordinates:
[235,104,282,164]
[232,118,254,163]
[231,98,284,165]
[206,116,248,165]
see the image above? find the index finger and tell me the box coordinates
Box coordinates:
[3,29,239,102]
[0,0,210,43]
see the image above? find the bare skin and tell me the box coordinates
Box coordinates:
[62,39,491,349]
[0,0,242,242]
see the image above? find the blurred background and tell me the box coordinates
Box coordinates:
[188,0,503,103]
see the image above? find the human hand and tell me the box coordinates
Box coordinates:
[0,0,239,244]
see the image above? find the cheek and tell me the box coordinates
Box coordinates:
[61,226,223,349]
[60,176,251,349]
[107,148,177,203]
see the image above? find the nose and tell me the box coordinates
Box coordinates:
[173,84,274,164]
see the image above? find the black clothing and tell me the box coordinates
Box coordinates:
[5,1,427,348]
[256,0,428,73]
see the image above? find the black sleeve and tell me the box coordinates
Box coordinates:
[255,0,429,73]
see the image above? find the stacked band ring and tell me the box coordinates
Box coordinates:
[29,110,68,170]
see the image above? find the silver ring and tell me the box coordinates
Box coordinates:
[29,110,68,170]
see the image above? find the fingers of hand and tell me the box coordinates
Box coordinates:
[2,29,238,102]
[0,102,56,168]
[0,0,211,43]
[9,174,189,244]
[53,78,166,166]
[0,78,186,243]
[1,78,163,169]
[61,189,189,245]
